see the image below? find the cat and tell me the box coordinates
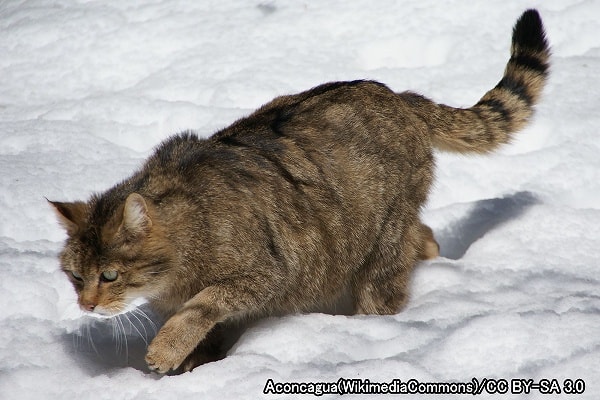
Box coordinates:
[50,9,549,374]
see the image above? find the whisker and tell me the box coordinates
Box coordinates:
[72,321,81,349]
[115,315,129,361]
[125,312,149,347]
[86,321,99,356]
[71,320,86,354]
[133,308,158,335]
[111,318,120,354]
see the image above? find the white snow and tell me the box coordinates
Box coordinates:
[1,1,599,399]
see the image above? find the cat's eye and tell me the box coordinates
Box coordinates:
[101,270,118,282]
[71,271,83,281]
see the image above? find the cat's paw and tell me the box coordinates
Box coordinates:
[145,320,195,374]
[146,339,188,374]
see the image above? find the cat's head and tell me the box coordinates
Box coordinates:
[49,193,172,316]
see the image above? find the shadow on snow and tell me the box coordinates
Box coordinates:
[435,191,539,260]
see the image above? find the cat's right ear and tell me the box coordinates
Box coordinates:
[47,199,88,236]
[117,193,153,241]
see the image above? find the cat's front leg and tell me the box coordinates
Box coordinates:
[145,285,249,374]
[179,323,228,372]
[145,312,210,374]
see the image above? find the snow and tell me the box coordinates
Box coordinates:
[1,0,599,399]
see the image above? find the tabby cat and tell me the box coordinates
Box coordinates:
[50,10,549,373]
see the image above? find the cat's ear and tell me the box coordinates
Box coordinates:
[47,199,88,236]
[118,193,152,241]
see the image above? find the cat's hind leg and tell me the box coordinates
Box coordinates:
[352,220,434,315]
[418,222,439,260]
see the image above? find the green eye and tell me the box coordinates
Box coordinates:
[101,270,118,282]
[71,271,83,281]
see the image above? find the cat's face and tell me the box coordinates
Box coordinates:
[50,193,171,316]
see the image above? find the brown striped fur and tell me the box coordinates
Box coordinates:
[50,10,549,374]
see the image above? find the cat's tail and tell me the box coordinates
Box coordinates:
[410,9,550,153]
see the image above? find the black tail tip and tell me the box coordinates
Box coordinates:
[513,9,549,53]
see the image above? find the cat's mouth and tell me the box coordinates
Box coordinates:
[84,298,148,318]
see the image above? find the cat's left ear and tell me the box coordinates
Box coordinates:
[118,193,152,241]
[47,199,88,236]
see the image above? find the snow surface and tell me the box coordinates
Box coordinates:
[1,1,599,399]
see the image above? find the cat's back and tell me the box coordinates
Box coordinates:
[224,79,428,146]
[135,79,433,217]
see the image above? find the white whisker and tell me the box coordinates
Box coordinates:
[115,315,129,361]
[125,312,149,347]
[133,308,158,335]
[85,322,99,356]
[72,323,84,353]
[128,311,149,344]
[111,318,120,354]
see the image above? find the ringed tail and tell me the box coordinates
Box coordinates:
[412,9,551,153]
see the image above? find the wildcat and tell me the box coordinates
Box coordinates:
[50,10,549,374]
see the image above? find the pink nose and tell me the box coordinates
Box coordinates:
[82,303,96,312]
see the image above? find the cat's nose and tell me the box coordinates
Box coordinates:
[82,303,96,312]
